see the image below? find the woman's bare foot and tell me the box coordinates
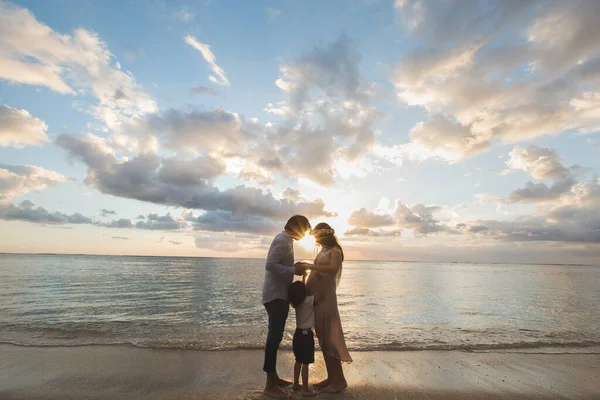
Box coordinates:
[276,377,292,387]
[301,388,318,397]
[313,379,329,388]
[321,381,347,393]
[263,385,291,399]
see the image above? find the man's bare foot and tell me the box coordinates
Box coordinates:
[276,377,292,387]
[301,388,318,397]
[313,379,329,388]
[292,384,302,391]
[263,385,291,399]
[321,381,347,393]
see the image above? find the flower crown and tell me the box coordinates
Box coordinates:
[311,228,335,238]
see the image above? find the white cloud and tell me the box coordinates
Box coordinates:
[348,207,395,228]
[0,164,67,200]
[392,1,600,162]
[0,2,157,131]
[506,145,577,203]
[185,35,230,86]
[0,104,48,148]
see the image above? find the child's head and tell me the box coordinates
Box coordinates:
[288,281,307,308]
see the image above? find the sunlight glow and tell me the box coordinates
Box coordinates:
[298,233,316,250]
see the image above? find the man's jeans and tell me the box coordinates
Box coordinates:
[263,299,289,373]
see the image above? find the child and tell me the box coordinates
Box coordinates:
[288,279,317,397]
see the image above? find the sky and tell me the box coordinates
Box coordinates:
[0,0,599,264]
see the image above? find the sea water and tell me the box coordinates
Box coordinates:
[1,254,599,352]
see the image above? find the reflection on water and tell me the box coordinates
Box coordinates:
[0,255,599,350]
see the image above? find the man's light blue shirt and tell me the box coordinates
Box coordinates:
[262,231,295,304]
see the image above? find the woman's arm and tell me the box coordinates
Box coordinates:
[308,248,341,274]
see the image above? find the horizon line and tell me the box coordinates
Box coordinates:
[0,252,596,267]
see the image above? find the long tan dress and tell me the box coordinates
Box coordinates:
[306,247,352,363]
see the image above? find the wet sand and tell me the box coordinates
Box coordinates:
[1,344,599,399]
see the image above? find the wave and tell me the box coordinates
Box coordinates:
[2,339,600,353]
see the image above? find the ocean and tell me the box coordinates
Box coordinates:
[1,254,599,352]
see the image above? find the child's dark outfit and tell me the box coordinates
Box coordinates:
[293,294,315,364]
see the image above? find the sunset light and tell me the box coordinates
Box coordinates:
[1,1,600,399]
[298,232,316,251]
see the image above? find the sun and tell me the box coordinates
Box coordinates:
[298,232,316,250]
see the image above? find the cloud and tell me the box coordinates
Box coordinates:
[344,227,402,237]
[282,187,301,202]
[265,7,281,22]
[169,240,182,245]
[101,36,389,188]
[56,132,335,233]
[112,236,129,240]
[100,212,187,231]
[184,35,230,86]
[506,145,577,203]
[0,164,67,200]
[135,213,187,230]
[189,86,217,96]
[191,210,281,235]
[0,105,49,148]
[262,36,385,184]
[100,208,116,217]
[345,201,454,237]
[348,207,395,228]
[0,2,156,130]
[132,108,247,155]
[0,200,92,225]
[392,1,600,162]
[396,201,455,235]
[101,218,133,228]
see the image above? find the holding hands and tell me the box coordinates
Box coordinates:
[293,262,313,275]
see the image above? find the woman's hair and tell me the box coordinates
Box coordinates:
[313,222,344,262]
[285,215,311,238]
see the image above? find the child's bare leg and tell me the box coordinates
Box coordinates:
[301,364,317,396]
[293,361,302,391]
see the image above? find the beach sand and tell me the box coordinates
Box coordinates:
[1,344,599,399]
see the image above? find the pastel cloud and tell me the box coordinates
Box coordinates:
[0,164,67,200]
[0,105,49,148]
[0,200,91,225]
[185,35,230,86]
[0,2,156,130]
[55,132,335,234]
[393,0,600,162]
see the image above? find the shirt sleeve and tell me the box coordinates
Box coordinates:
[265,237,294,277]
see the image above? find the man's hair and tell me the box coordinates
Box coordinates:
[288,281,307,308]
[284,215,311,238]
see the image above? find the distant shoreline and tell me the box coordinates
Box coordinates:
[0,252,596,266]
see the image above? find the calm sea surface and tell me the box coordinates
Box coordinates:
[1,254,599,352]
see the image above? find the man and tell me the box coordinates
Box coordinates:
[262,215,311,399]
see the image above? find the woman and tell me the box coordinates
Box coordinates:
[302,222,352,393]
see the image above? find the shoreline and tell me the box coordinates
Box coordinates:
[1,343,599,399]
[2,340,600,354]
